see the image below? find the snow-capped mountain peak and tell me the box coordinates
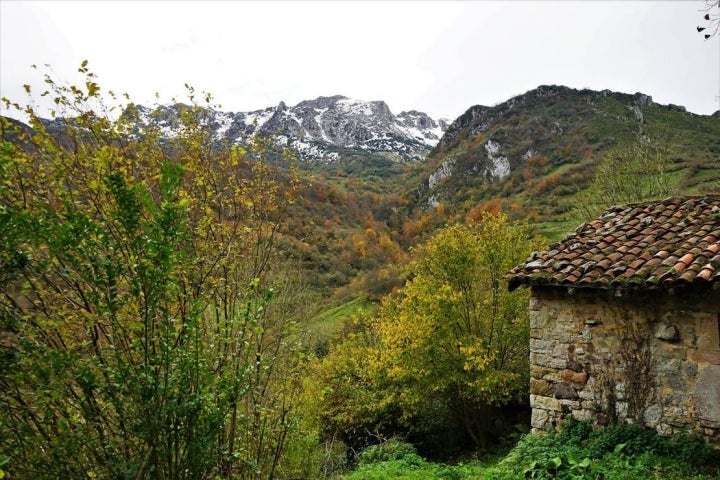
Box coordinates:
[126,96,448,162]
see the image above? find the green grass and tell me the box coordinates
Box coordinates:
[532,219,578,242]
[308,297,376,341]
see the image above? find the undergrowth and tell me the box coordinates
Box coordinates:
[339,420,720,480]
[492,418,720,479]
[342,438,487,480]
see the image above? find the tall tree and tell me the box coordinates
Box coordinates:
[316,213,539,453]
[372,214,536,448]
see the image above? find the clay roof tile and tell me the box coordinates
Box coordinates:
[677,253,695,268]
[507,196,720,292]
[697,267,714,281]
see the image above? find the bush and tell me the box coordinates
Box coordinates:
[490,419,720,480]
[359,438,422,466]
[345,439,490,480]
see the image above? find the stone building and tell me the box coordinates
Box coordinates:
[507,196,720,443]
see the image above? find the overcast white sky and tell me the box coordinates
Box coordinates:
[1,1,719,121]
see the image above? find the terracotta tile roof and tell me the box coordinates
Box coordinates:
[507,197,720,292]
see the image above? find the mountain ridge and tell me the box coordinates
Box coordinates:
[2,83,718,294]
[433,84,714,157]
[124,95,449,162]
[413,84,720,235]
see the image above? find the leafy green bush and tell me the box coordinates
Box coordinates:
[490,419,720,480]
[667,432,720,466]
[359,438,422,466]
[345,440,489,480]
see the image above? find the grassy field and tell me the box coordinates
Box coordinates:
[308,297,376,345]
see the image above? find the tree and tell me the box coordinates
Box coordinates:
[577,131,675,220]
[313,326,395,458]
[316,213,540,454]
[697,1,719,39]
[0,63,309,479]
[373,214,537,448]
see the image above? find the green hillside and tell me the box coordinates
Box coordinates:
[411,86,720,238]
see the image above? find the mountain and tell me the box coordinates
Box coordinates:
[2,84,719,299]
[125,96,448,162]
[0,115,33,147]
[414,85,720,235]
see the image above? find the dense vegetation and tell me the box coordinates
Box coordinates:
[1,64,718,478]
[340,419,720,480]
[0,66,324,478]
[311,216,541,461]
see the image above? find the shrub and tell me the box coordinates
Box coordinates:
[359,438,422,466]
[490,419,720,480]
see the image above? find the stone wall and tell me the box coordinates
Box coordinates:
[528,286,720,443]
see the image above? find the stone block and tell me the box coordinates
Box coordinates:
[617,402,628,419]
[530,338,552,354]
[643,404,663,428]
[530,352,550,368]
[580,325,593,342]
[683,361,698,378]
[549,344,570,368]
[699,418,720,429]
[656,357,682,374]
[578,388,596,401]
[560,369,588,385]
[572,409,594,422]
[566,360,584,372]
[530,378,553,396]
[694,364,720,423]
[530,329,544,340]
[548,357,568,369]
[530,365,553,379]
[529,297,542,312]
[695,313,720,350]
[531,394,561,412]
[655,341,688,360]
[615,382,626,401]
[559,399,581,409]
[531,408,550,429]
[529,313,549,329]
[655,322,680,342]
[656,423,673,436]
[666,415,693,428]
[553,382,579,400]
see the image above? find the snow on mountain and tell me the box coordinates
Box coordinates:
[127,96,448,162]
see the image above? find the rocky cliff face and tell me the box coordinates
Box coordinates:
[128,95,448,162]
